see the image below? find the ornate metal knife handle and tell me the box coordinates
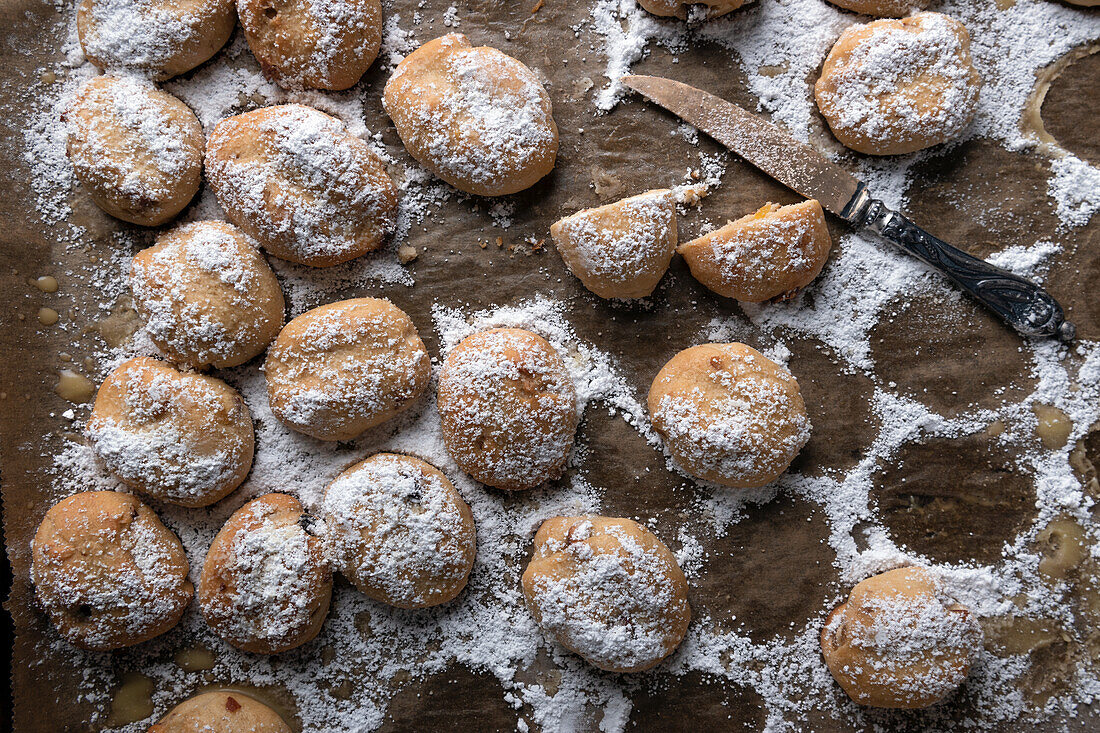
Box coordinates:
[844,190,1075,341]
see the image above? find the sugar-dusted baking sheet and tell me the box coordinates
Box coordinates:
[2,0,1100,730]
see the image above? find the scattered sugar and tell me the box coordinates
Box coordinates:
[13,0,1100,729]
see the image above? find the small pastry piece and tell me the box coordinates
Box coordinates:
[382,34,558,196]
[521,516,691,673]
[237,0,382,90]
[206,104,399,267]
[77,0,235,80]
[31,491,193,651]
[131,221,286,370]
[550,189,678,300]
[65,75,203,226]
[87,357,254,507]
[148,691,291,733]
[322,453,476,608]
[815,13,982,156]
[637,0,746,19]
[437,328,577,491]
[821,566,983,708]
[824,0,929,18]
[264,298,430,441]
[648,343,810,489]
[199,494,332,654]
[678,200,832,302]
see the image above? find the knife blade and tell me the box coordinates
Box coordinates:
[620,74,1075,341]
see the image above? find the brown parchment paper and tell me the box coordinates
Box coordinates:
[2,0,1099,730]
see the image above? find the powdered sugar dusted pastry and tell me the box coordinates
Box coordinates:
[199,493,331,653]
[678,200,832,302]
[825,0,928,18]
[77,0,235,80]
[438,328,578,491]
[149,691,291,732]
[382,34,558,196]
[131,221,285,370]
[264,298,430,441]
[323,453,476,608]
[65,75,203,226]
[87,357,254,507]
[550,189,677,300]
[31,491,193,651]
[637,0,746,19]
[815,13,981,156]
[821,566,982,708]
[521,516,690,673]
[237,0,382,90]
[648,343,810,489]
[206,104,398,267]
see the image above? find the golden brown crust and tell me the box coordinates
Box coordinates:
[65,75,203,226]
[264,298,431,441]
[821,567,983,708]
[437,328,577,491]
[678,200,832,303]
[205,104,398,267]
[322,453,476,608]
[814,13,981,156]
[148,691,291,732]
[647,343,810,489]
[130,221,285,370]
[382,34,558,196]
[77,0,235,80]
[237,0,382,90]
[521,516,691,673]
[87,357,254,507]
[550,189,678,300]
[199,494,332,654]
[31,491,193,651]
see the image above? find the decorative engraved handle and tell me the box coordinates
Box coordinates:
[850,196,1075,341]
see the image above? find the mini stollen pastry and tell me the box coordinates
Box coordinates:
[648,343,810,489]
[148,691,291,733]
[237,0,383,90]
[31,491,193,651]
[382,33,558,196]
[637,0,747,19]
[130,221,285,370]
[65,75,203,226]
[678,200,832,302]
[77,0,235,79]
[322,453,477,608]
[521,516,691,673]
[550,189,678,300]
[199,493,332,654]
[206,104,399,267]
[87,357,254,507]
[821,566,983,708]
[437,328,578,491]
[264,298,431,442]
[815,13,982,156]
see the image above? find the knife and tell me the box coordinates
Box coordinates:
[620,74,1075,342]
